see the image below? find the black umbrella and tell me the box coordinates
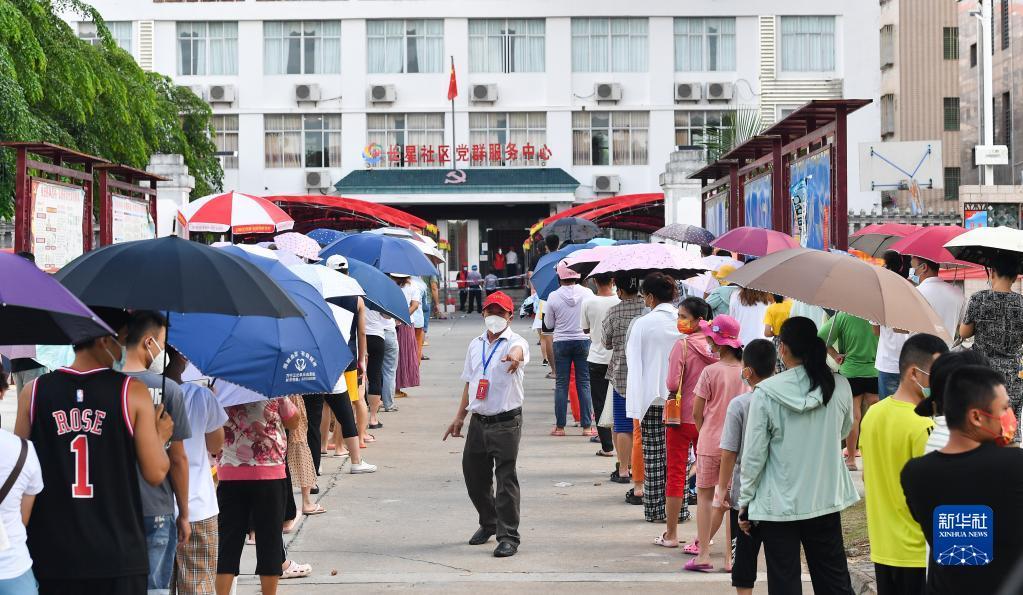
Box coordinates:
[55,236,303,318]
[540,217,602,244]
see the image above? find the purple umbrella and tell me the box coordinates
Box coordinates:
[652,223,716,246]
[0,253,114,345]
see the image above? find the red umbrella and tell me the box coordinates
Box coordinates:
[177,191,294,235]
[849,223,920,257]
[887,225,977,268]
[710,226,799,257]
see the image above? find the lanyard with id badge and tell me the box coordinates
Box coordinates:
[476,338,506,400]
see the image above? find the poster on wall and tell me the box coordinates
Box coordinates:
[112,195,156,244]
[788,149,832,250]
[704,190,728,238]
[30,179,85,273]
[743,173,773,228]
[963,203,989,230]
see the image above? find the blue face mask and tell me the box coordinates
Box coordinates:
[104,340,127,371]
[908,268,920,285]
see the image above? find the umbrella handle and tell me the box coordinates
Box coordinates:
[158,310,170,407]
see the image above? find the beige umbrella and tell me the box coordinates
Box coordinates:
[725,248,950,341]
[944,225,1023,267]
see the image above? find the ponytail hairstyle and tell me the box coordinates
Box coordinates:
[779,316,835,405]
[679,297,712,322]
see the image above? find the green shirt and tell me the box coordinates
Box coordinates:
[819,312,878,379]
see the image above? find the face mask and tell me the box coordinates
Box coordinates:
[484,315,508,334]
[908,271,920,285]
[677,319,697,334]
[913,367,930,398]
[740,367,752,387]
[977,407,1018,446]
[146,338,166,375]
[103,340,126,371]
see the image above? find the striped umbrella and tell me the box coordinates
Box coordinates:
[177,191,294,235]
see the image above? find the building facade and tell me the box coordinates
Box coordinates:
[878,0,961,210]
[66,0,880,271]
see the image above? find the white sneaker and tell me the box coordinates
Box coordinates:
[350,461,378,474]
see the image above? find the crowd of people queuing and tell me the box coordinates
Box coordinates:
[522,236,1023,594]
[0,248,436,595]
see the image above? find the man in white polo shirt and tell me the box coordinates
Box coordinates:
[910,255,965,346]
[443,291,528,558]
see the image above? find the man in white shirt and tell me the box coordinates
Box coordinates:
[444,291,527,559]
[581,273,620,456]
[625,272,684,522]
[505,248,520,286]
[0,429,43,592]
[910,256,965,346]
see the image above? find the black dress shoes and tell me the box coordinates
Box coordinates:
[468,527,495,545]
[493,541,518,557]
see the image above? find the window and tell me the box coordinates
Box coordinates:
[970,42,978,66]
[1003,91,1012,151]
[177,22,238,75]
[572,111,648,165]
[367,20,443,73]
[264,21,341,74]
[943,97,960,131]
[674,110,736,147]
[779,16,835,72]
[880,24,894,68]
[944,167,960,200]
[264,114,341,168]
[468,112,547,166]
[880,93,895,137]
[943,27,959,60]
[78,21,133,53]
[571,18,648,72]
[212,115,239,169]
[366,113,445,168]
[468,19,545,73]
[674,18,736,71]
[1003,0,1010,50]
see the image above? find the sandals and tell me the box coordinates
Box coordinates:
[653,532,679,548]
[609,469,632,484]
[683,541,700,556]
[595,449,614,457]
[549,427,566,437]
[684,559,714,573]
[545,372,555,379]
[625,488,643,505]
[303,504,327,516]
[582,427,598,437]
[282,561,312,579]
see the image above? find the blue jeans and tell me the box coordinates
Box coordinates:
[382,327,399,408]
[877,371,900,400]
[0,569,37,595]
[144,514,176,594]
[553,339,593,429]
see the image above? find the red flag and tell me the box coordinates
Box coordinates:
[447,61,458,101]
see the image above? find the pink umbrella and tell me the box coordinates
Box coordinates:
[585,243,708,278]
[710,226,799,257]
[177,191,294,235]
[887,226,977,268]
[563,246,617,277]
[274,232,321,261]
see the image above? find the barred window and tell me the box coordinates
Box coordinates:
[943,27,959,60]
[943,97,960,131]
[944,167,960,200]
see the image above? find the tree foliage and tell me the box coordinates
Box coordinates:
[697,106,765,163]
[0,0,222,218]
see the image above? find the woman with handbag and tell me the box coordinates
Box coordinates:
[657,297,718,548]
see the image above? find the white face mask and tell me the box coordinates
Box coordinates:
[484,315,508,334]
[146,338,166,375]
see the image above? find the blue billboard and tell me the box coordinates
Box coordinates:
[743,173,773,228]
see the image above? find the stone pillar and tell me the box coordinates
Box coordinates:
[146,154,195,237]
[659,148,707,227]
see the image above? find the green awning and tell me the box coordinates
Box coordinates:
[335,167,579,194]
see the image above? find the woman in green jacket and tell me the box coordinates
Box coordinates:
[738,316,859,595]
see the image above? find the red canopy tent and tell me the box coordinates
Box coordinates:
[267,195,430,233]
[528,193,664,235]
[577,193,664,233]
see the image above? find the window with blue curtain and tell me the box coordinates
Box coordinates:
[468,19,545,73]
[674,17,735,71]
[367,19,443,73]
[264,21,341,75]
[780,16,835,72]
[571,18,648,72]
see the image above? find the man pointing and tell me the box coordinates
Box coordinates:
[444,291,528,558]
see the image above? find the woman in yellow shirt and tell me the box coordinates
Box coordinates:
[764,295,793,373]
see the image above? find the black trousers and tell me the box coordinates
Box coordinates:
[874,563,925,595]
[467,288,483,313]
[305,392,359,474]
[730,507,763,589]
[588,362,614,452]
[759,512,854,595]
[217,479,287,577]
[459,289,468,311]
[462,413,521,545]
[38,576,147,595]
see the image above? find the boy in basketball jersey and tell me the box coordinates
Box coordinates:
[14,320,174,595]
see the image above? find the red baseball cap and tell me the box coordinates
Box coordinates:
[482,291,514,313]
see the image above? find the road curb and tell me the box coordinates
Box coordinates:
[849,559,876,595]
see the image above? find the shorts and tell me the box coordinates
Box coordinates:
[695,453,721,489]
[729,507,763,589]
[344,370,360,402]
[612,390,632,434]
[847,376,879,397]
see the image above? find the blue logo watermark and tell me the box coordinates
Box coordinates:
[933,505,993,566]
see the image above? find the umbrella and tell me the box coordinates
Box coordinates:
[0,252,114,345]
[169,247,352,397]
[274,232,321,261]
[586,238,618,247]
[366,227,446,264]
[887,226,976,268]
[571,243,708,279]
[531,243,600,299]
[540,217,602,244]
[652,223,716,246]
[340,258,413,326]
[55,236,303,318]
[700,254,744,273]
[944,226,1023,267]
[319,233,437,277]
[231,243,303,266]
[849,223,920,257]
[308,228,350,247]
[288,263,366,303]
[711,226,800,257]
[177,191,294,235]
[725,248,951,340]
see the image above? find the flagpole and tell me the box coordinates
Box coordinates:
[450,55,456,172]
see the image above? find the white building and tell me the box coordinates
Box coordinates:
[68,0,880,271]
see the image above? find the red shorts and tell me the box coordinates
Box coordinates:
[665,423,699,498]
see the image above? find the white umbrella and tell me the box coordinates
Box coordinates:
[700,255,744,273]
[944,226,1023,267]
[288,263,365,301]
[229,243,303,266]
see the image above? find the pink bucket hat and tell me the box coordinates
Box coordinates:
[699,315,742,349]
[556,259,581,280]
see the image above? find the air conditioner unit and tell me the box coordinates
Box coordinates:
[593,174,621,193]
[594,82,622,103]
[471,84,497,103]
[706,82,734,101]
[305,170,332,190]
[295,83,321,103]
[675,82,702,102]
[186,85,206,100]
[368,84,396,104]
[208,84,236,104]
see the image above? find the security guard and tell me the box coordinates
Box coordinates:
[443,291,528,557]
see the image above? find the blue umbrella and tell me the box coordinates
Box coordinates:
[332,257,413,326]
[308,228,349,247]
[531,243,599,300]
[320,233,437,276]
[169,247,352,397]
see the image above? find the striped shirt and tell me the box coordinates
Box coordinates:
[601,296,645,394]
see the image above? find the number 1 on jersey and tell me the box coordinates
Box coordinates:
[70,434,94,498]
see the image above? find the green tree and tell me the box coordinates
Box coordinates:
[0,0,222,218]
[696,106,764,163]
